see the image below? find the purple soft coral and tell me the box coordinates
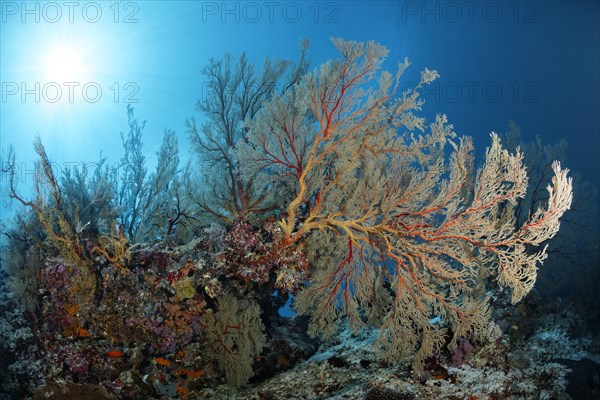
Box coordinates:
[450,337,474,368]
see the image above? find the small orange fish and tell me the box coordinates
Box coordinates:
[154,357,171,367]
[106,350,124,358]
[75,327,89,338]
[184,369,205,379]
[176,368,204,379]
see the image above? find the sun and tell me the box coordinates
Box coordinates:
[43,44,90,82]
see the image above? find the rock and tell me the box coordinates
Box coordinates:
[33,382,116,400]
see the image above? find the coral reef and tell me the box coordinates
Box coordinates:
[0,38,591,400]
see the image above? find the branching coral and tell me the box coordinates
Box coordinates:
[203,294,266,387]
[241,38,573,370]
[186,40,310,222]
[6,137,101,319]
[92,225,130,272]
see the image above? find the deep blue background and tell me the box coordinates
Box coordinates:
[1,1,598,217]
